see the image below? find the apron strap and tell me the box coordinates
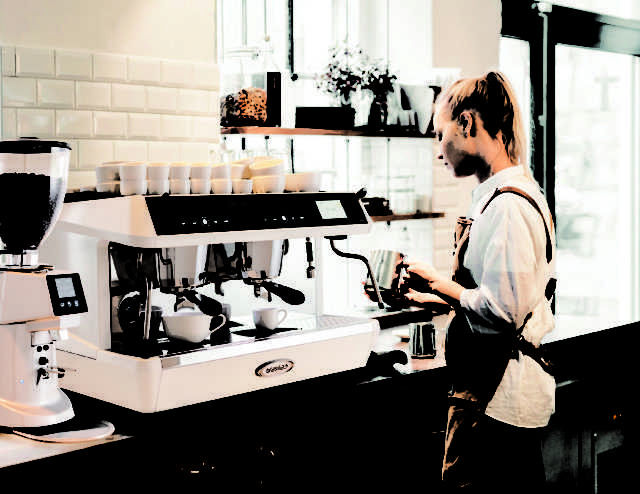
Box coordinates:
[480,186,554,264]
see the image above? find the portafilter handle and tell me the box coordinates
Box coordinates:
[327,236,385,310]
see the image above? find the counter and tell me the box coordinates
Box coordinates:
[1,315,637,492]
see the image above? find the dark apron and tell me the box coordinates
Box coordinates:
[445,186,555,407]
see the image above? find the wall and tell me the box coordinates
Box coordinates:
[0,0,219,189]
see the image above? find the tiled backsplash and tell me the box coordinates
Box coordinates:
[1,45,220,187]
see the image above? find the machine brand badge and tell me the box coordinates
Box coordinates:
[255,359,294,377]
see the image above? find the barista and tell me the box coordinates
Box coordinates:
[400,71,556,492]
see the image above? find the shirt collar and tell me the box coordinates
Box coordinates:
[470,165,526,213]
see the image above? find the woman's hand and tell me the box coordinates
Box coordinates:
[403,259,442,291]
[400,258,465,308]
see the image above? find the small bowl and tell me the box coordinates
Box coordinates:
[120,179,147,196]
[232,178,253,194]
[191,178,211,194]
[119,161,147,181]
[252,174,285,193]
[170,178,190,194]
[190,162,213,180]
[147,162,170,180]
[169,162,191,179]
[211,178,232,194]
[148,178,169,195]
[249,159,284,177]
[162,310,226,343]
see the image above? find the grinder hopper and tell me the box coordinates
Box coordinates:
[0,138,70,267]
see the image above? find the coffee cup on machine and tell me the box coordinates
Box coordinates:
[253,307,287,330]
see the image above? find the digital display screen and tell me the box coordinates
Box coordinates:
[55,277,76,298]
[316,200,347,220]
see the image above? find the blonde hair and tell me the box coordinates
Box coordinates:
[439,71,533,179]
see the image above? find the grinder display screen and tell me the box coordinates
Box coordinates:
[316,200,347,220]
[55,277,76,298]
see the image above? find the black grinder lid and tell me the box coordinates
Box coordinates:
[0,138,71,153]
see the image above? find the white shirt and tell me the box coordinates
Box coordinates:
[459,166,556,428]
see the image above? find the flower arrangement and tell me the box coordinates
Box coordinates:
[314,43,369,105]
[361,62,397,102]
[315,43,398,107]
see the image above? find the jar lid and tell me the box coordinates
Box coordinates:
[0,138,71,154]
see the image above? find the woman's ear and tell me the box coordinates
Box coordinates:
[458,110,476,137]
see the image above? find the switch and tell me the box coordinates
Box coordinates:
[38,357,49,365]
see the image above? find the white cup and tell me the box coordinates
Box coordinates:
[170,178,190,194]
[119,161,147,181]
[148,179,170,195]
[191,162,213,180]
[96,162,123,181]
[211,178,232,194]
[253,307,288,330]
[170,162,191,179]
[231,163,250,179]
[191,178,211,194]
[232,178,253,194]
[147,162,170,180]
[96,181,120,193]
[120,179,147,196]
[252,174,285,193]
[211,162,231,179]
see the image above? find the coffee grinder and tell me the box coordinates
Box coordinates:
[0,139,110,439]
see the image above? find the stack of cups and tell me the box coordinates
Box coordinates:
[169,162,191,194]
[96,161,122,193]
[147,162,170,194]
[119,162,148,195]
[190,162,212,194]
[210,162,232,194]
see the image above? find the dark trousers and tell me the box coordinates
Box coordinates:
[442,400,547,493]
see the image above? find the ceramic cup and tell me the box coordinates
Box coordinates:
[169,162,191,179]
[211,178,232,194]
[96,181,120,194]
[211,162,231,179]
[191,178,211,194]
[170,178,190,194]
[119,161,147,181]
[232,178,253,194]
[147,162,170,180]
[253,307,288,330]
[252,174,285,193]
[96,161,123,182]
[190,162,213,180]
[148,178,170,195]
[120,179,147,196]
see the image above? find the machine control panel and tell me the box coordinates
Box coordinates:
[145,192,369,235]
[46,273,88,316]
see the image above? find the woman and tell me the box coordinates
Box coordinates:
[401,71,556,492]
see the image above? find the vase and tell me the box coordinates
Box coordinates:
[368,97,388,131]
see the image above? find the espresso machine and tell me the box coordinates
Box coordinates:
[41,191,381,413]
[0,139,88,430]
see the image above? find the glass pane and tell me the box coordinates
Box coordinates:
[554,45,637,338]
[551,0,640,21]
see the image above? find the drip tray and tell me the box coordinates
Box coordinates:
[233,327,301,339]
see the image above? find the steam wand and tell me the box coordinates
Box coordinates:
[326,236,385,310]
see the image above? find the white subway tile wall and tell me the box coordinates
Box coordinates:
[1,45,220,188]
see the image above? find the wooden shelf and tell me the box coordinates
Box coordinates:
[370,212,444,222]
[221,126,435,138]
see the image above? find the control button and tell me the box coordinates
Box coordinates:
[74,300,79,307]
[67,301,72,307]
[43,345,49,351]
[37,346,42,352]
[201,218,208,225]
[60,302,65,308]
[38,357,49,365]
